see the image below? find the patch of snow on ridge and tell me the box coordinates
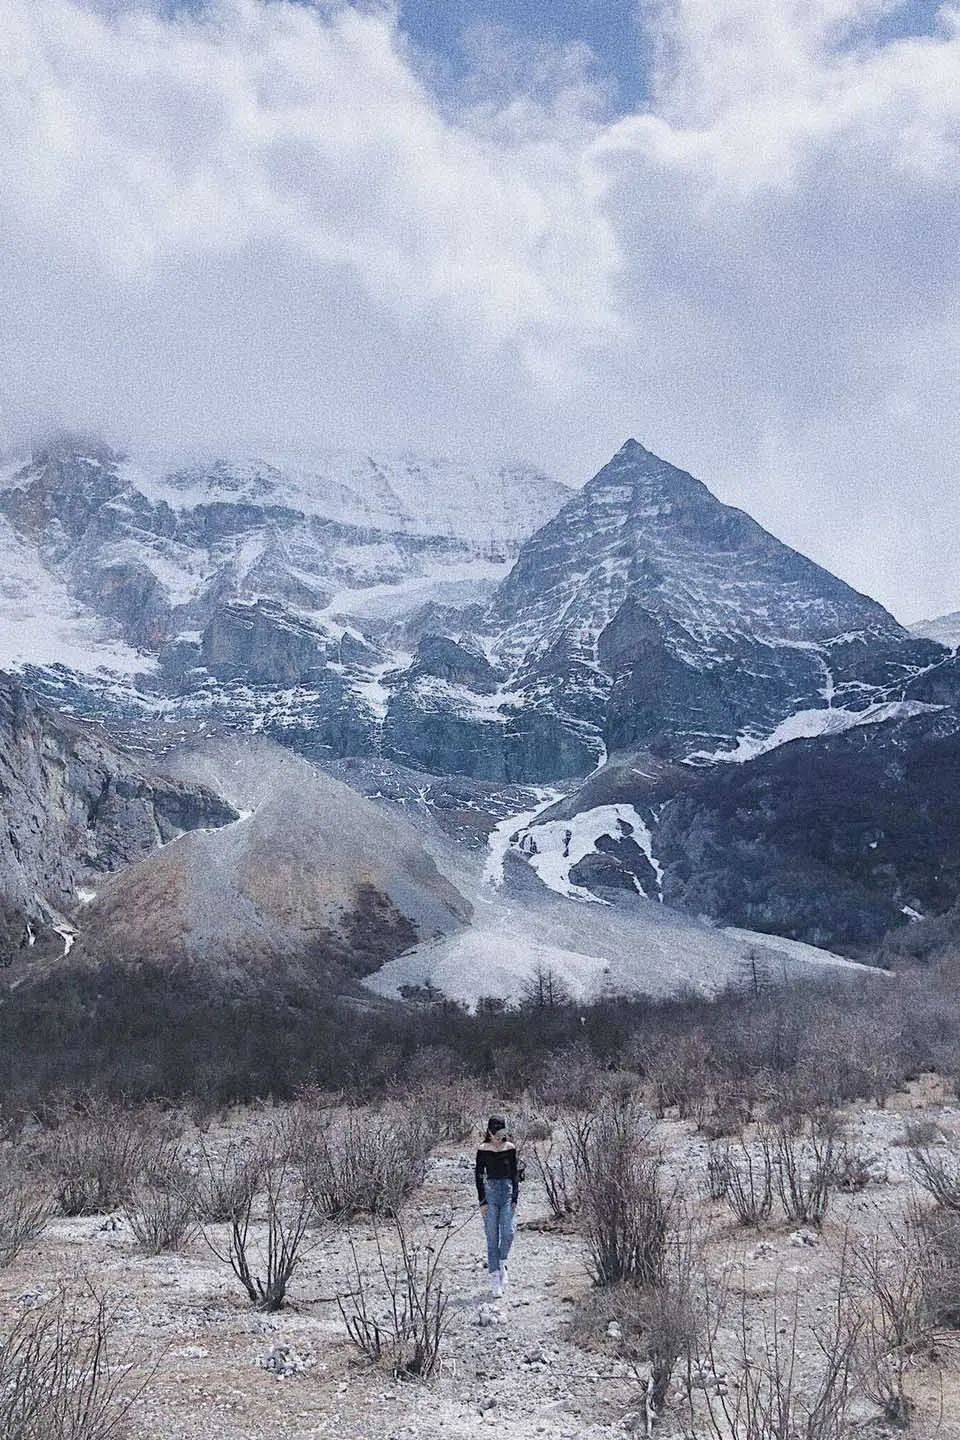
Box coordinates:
[350,656,409,720]
[482,788,564,889]
[685,700,943,765]
[514,803,663,902]
[124,448,568,544]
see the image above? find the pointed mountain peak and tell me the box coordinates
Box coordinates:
[586,438,712,507]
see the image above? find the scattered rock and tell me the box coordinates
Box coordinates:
[259,1344,308,1378]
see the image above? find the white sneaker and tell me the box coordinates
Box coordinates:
[500,1262,509,1292]
[489,1270,502,1298]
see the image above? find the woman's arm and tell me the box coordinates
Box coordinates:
[509,1146,519,1205]
[475,1149,487,1205]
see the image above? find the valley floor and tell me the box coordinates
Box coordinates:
[3,1084,960,1440]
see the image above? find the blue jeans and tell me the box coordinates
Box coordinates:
[483,1178,515,1273]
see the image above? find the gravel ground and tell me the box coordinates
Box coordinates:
[3,1082,960,1440]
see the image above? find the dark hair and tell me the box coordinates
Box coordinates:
[484,1114,508,1142]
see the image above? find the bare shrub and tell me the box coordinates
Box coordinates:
[829,1140,878,1193]
[532,1111,595,1222]
[406,1079,479,1144]
[293,1108,429,1221]
[510,1111,553,1147]
[124,1158,198,1254]
[696,1272,858,1440]
[773,1122,834,1226]
[910,1146,960,1213]
[533,1141,578,1222]
[41,1100,174,1217]
[916,1205,960,1329]
[205,1148,312,1312]
[580,1101,669,1287]
[854,1307,914,1426]
[898,1116,942,1148]
[338,1214,454,1380]
[850,1221,932,1354]
[639,1032,710,1120]
[0,1282,149,1440]
[765,1062,831,1134]
[0,1172,52,1267]
[196,1137,262,1223]
[534,1045,604,1112]
[848,1220,937,1425]
[613,1227,702,1422]
[721,1136,773,1227]
[699,1079,755,1140]
[704,1144,731,1202]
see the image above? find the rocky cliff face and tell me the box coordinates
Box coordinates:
[0,674,237,957]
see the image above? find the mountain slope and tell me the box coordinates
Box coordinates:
[72,738,472,984]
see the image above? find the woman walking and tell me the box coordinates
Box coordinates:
[475,1115,519,1298]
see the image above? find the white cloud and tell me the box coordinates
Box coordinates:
[0,0,617,454]
[1,0,959,620]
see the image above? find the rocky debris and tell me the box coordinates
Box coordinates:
[260,1343,310,1378]
[72,735,471,978]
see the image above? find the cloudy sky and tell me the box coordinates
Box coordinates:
[1,0,957,622]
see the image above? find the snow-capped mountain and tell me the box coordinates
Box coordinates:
[2,433,950,783]
[3,431,960,966]
[911,611,960,652]
[0,434,566,674]
[483,439,943,765]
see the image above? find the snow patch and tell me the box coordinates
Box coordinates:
[0,516,155,679]
[512,804,663,902]
[364,929,615,1010]
[482,789,564,889]
[685,700,943,765]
